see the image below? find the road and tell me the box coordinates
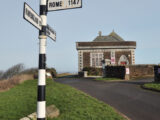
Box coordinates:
[55,78,160,120]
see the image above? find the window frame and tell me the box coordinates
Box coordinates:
[90,53,104,68]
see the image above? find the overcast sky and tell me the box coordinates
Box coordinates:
[0,0,160,73]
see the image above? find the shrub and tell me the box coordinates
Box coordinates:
[46,68,57,78]
[83,67,102,76]
[21,68,38,79]
[0,71,4,80]
[0,74,34,91]
[105,66,125,79]
[21,68,38,75]
[21,67,57,79]
[1,63,24,79]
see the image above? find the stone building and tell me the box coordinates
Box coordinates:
[76,31,136,72]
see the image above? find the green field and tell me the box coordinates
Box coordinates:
[0,79,126,120]
[143,82,160,91]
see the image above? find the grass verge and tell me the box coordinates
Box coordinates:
[95,77,122,81]
[0,79,126,120]
[143,82,160,91]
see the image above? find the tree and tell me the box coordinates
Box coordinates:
[1,63,24,79]
[0,71,4,80]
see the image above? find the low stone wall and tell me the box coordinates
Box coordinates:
[154,65,160,82]
[104,64,155,80]
[127,64,154,79]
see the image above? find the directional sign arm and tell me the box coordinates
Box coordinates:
[46,24,56,41]
[23,2,42,30]
[47,0,82,11]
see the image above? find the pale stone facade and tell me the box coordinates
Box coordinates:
[76,31,136,72]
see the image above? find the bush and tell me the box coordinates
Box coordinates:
[46,68,57,78]
[1,63,24,79]
[83,67,102,76]
[0,71,4,80]
[105,66,125,79]
[21,68,38,79]
[0,74,34,91]
[21,68,38,75]
[154,65,160,82]
[21,67,57,79]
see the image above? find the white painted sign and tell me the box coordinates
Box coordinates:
[23,2,42,30]
[47,0,82,11]
[126,68,130,75]
[46,25,56,41]
[111,51,115,64]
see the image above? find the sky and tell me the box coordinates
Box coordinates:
[0,0,160,73]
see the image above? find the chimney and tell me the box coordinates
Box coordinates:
[99,31,102,36]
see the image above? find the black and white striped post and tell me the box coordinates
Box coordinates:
[37,0,47,120]
[23,0,82,120]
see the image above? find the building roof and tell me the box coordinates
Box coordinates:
[76,30,136,50]
[93,30,125,42]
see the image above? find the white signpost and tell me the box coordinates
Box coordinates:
[23,0,82,119]
[23,2,42,30]
[24,2,56,41]
[46,25,56,41]
[47,0,82,11]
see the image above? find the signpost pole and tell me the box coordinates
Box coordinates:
[37,0,47,119]
[23,1,82,119]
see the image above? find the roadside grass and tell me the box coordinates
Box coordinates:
[143,82,160,91]
[0,79,126,120]
[95,77,122,81]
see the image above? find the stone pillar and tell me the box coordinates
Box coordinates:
[84,71,88,77]
[125,67,130,80]
[78,50,83,72]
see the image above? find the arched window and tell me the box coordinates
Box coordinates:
[118,55,129,65]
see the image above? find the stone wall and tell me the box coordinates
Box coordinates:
[127,64,154,79]
[115,51,131,64]
[104,52,110,60]
[104,64,155,80]
[83,52,90,68]
[82,51,132,69]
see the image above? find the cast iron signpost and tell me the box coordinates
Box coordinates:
[24,2,56,41]
[23,0,82,119]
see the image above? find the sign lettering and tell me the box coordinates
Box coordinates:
[46,25,56,41]
[126,68,130,75]
[48,0,82,11]
[111,51,115,65]
[23,3,42,30]
[49,1,63,7]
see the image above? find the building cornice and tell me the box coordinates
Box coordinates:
[77,46,136,50]
[76,41,136,50]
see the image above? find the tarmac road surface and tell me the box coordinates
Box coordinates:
[55,78,160,120]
